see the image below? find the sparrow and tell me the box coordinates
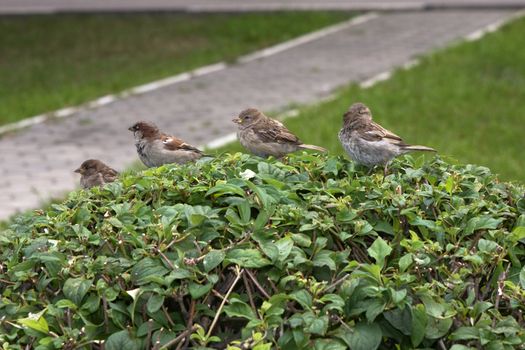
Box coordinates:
[338,102,436,169]
[232,108,326,158]
[74,159,118,189]
[128,121,204,168]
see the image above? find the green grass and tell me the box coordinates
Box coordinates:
[219,17,525,182]
[0,11,350,125]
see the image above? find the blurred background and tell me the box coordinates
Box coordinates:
[0,0,524,219]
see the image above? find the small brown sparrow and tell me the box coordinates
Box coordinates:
[339,103,436,170]
[128,121,204,168]
[74,159,118,189]
[232,108,326,158]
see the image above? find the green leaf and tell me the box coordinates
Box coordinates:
[398,253,413,273]
[253,343,273,350]
[290,290,313,310]
[55,299,77,309]
[313,250,336,270]
[81,294,101,314]
[450,327,480,341]
[314,339,347,350]
[464,216,503,235]
[206,183,246,198]
[450,345,476,350]
[445,176,455,194]
[105,330,143,350]
[63,278,92,306]
[226,249,271,268]
[365,299,386,322]
[307,315,329,336]
[342,321,381,350]
[189,282,213,299]
[320,294,345,312]
[384,307,412,335]
[131,258,170,285]
[519,266,525,289]
[18,309,49,334]
[203,250,225,272]
[411,305,427,347]
[275,236,294,261]
[223,298,256,320]
[390,289,407,305]
[291,233,312,247]
[147,294,165,314]
[425,317,453,339]
[367,237,392,268]
[510,226,525,243]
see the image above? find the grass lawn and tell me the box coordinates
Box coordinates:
[218,16,525,182]
[0,11,350,125]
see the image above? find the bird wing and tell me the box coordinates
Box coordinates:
[254,119,300,144]
[102,169,119,182]
[161,133,203,153]
[361,121,405,144]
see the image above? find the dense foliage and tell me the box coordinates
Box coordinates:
[1,153,524,349]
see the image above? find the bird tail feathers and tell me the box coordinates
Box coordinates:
[403,145,436,152]
[299,144,327,153]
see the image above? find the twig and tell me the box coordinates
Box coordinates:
[243,273,257,315]
[152,328,163,350]
[177,299,196,350]
[245,270,270,299]
[492,264,510,327]
[160,327,197,349]
[102,296,109,333]
[325,274,350,293]
[0,278,15,285]
[145,319,153,350]
[336,315,352,331]
[157,249,176,270]
[176,294,188,318]
[266,277,279,294]
[211,289,226,301]
[437,339,447,350]
[162,305,176,328]
[206,267,244,339]
[66,308,72,329]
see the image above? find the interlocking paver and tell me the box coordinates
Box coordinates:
[0,10,517,219]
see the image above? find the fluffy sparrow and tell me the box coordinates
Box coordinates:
[338,102,436,169]
[128,121,204,168]
[232,108,326,158]
[74,159,118,189]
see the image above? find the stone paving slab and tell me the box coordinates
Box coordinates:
[0,10,515,219]
[0,0,523,14]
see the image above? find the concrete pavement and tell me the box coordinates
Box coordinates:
[0,10,518,219]
[0,0,524,13]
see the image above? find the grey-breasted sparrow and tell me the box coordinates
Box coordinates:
[129,121,204,168]
[338,103,435,169]
[74,159,118,189]
[233,108,326,158]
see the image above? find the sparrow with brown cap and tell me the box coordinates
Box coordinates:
[232,108,326,158]
[338,102,436,171]
[129,121,204,168]
[74,159,118,189]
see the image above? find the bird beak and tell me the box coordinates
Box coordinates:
[128,126,134,131]
[232,117,241,124]
[74,168,81,174]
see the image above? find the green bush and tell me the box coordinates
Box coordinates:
[1,153,524,349]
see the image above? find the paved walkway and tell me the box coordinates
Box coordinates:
[0,10,517,219]
[0,0,524,13]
